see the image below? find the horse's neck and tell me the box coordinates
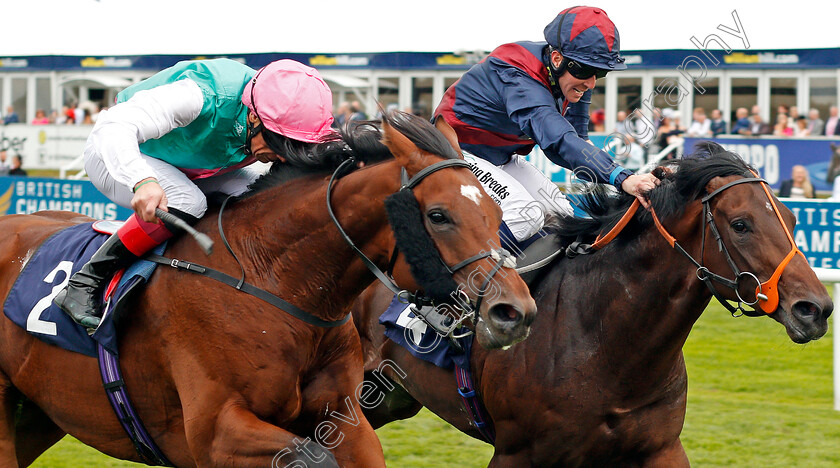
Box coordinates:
[216,163,401,322]
[552,221,711,387]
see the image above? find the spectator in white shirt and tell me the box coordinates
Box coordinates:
[0,150,9,176]
[824,106,840,137]
[614,134,645,171]
[615,110,629,135]
[686,107,712,138]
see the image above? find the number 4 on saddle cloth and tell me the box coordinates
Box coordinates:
[379,295,498,443]
[3,221,165,357]
[379,294,473,369]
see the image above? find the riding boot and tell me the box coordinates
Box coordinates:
[53,233,139,328]
[54,213,176,329]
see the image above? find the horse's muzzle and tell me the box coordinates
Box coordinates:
[474,297,536,350]
[784,297,833,343]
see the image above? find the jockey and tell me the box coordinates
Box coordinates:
[54,58,337,329]
[435,6,659,251]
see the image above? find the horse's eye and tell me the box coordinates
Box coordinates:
[427,209,450,225]
[731,220,749,233]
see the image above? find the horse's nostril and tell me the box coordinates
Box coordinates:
[489,304,523,327]
[792,301,822,320]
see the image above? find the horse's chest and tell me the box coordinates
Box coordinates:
[600,403,683,446]
[530,389,686,464]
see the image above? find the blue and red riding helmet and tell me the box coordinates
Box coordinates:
[543,5,627,71]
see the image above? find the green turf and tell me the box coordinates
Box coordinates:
[30,299,839,467]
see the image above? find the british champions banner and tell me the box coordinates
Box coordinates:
[782,199,840,270]
[0,177,132,220]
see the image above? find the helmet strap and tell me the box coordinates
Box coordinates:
[243,116,264,157]
[545,47,567,100]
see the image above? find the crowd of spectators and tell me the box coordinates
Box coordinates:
[712,104,839,138]
[2,101,107,126]
[593,104,840,142]
[596,103,840,199]
[0,150,26,177]
[331,100,428,129]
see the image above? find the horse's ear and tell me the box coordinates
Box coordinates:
[434,116,463,158]
[380,118,422,172]
[705,176,728,195]
[651,166,673,180]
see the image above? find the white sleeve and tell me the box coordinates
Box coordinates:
[87,79,204,189]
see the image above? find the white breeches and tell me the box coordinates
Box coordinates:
[84,147,266,218]
[464,152,572,243]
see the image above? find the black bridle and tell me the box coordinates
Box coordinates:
[326,157,516,336]
[696,177,768,316]
[650,175,803,317]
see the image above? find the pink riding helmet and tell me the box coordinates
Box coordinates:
[242,60,335,143]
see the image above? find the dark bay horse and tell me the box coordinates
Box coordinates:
[352,143,833,467]
[0,112,536,467]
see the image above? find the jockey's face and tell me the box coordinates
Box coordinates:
[248,112,286,163]
[550,50,597,103]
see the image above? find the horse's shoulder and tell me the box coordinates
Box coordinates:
[31,210,94,223]
[0,211,92,255]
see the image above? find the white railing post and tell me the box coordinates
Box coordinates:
[59,153,86,180]
[835,282,839,411]
[804,269,840,411]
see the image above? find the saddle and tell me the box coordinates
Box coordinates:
[514,233,564,285]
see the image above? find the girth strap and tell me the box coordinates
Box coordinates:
[98,344,173,466]
[454,363,496,444]
[144,254,351,328]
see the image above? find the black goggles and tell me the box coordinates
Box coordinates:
[564,59,609,80]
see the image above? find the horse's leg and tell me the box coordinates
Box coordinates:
[15,399,67,467]
[359,371,422,429]
[184,397,338,467]
[300,364,386,467]
[640,439,690,468]
[0,376,20,468]
[307,396,384,468]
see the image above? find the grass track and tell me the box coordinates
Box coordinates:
[30,300,839,467]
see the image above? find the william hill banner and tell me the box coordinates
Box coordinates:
[0,177,132,220]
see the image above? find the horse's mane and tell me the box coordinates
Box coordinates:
[239,110,459,198]
[551,142,755,244]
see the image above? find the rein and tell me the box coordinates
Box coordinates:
[581,173,803,317]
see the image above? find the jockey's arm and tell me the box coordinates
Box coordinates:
[495,65,658,201]
[88,79,203,190]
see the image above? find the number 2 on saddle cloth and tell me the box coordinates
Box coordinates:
[3,222,164,356]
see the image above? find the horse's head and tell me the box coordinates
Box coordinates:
[378,111,537,349]
[672,144,833,343]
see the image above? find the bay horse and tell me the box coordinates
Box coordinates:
[352,143,833,467]
[0,111,536,467]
